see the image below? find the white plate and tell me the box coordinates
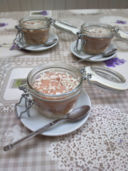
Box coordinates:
[71,40,116,62]
[17,90,91,136]
[15,33,58,52]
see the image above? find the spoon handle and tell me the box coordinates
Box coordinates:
[3,118,63,152]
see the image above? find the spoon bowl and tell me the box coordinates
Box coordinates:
[66,105,90,122]
[44,38,57,46]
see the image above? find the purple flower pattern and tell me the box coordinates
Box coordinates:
[0,22,8,27]
[119,139,123,144]
[104,57,126,67]
[40,10,48,16]
[10,43,19,50]
[116,20,127,24]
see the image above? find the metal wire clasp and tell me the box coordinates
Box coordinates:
[15,84,34,119]
[14,25,24,47]
[80,67,92,80]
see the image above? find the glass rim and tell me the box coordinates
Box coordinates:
[27,63,83,99]
[19,16,51,30]
[80,23,114,38]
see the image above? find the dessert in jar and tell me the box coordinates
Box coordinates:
[27,64,83,118]
[80,24,114,55]
[19,16,51,45]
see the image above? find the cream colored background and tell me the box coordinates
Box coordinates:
[0,0,128,12]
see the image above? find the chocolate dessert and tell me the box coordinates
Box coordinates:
[81,24,113,55]
[19,16,51,45]
[27,64,82,118]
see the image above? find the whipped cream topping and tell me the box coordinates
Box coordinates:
[84,26,112,37]
[22,19,48,29]
[33,70,80,95]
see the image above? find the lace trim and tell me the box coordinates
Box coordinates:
[47,105,128,171]
[0,124,27,147]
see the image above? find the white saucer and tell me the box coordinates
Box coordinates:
[15,33,58,52]
[71,40,116,62]
[17,90,91,136]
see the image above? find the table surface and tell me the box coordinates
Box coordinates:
[0,9,128,171]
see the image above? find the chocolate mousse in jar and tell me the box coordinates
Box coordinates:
[27,63,83,118]
[19,16,51,45]
[80,24,114,55]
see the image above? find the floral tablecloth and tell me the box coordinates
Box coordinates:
[0,9,128,171]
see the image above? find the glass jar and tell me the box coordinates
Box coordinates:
[77,23,114,55]
[16,63,128,119]
[27,63,83,118]
[18,16,51,45]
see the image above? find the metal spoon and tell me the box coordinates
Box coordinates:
[19,38,58,49]
[3,105,90,151]
[44,38,57,46]
[77,48,117,63]
[101,48,117,57]
[0,38,57,49]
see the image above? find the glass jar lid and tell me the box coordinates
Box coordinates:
[81,66,128,91]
